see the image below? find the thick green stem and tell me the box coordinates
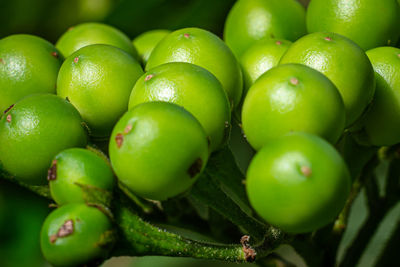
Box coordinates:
[112,196,286,262]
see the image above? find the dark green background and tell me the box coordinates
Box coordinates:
[0,1,398,267]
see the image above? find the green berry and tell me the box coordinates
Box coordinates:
[224,0,306,57]
[242,64,345,150]
[129,62,231,151]
[133,29,171,65]
[240,38,292,95]
[56,22,139,59]
[48,148,115,205]
[0,34,64,112]
[351,47,400,146]
[40,203,113,267]
[57,44,143,138]
[246,132,351,233]
[0,94,87,185]
[146,27,243,109]
[307,0,400,50]
[109,102,209,201]
[280,32,376,126]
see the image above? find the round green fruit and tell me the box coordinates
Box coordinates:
[307,0,400,51]
[280,32,375,126]
[133,29,171,65]
[57,44,143,138]
[109,102,209,201]
[223,0,306,57]
[0,34,64,112]
[129,62,230,151]
[146,27,243,109]
[40,203,113,267]
[48,148,115,205]
[246,132,351,233]
[242,64,345,150]
[240,38,292,95]
[56,22,138,59]
[351,47,400,146]
[0,94,87,185]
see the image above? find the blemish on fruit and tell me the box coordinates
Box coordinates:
[324,36,332,41]
[6,114,11,123]
[184,33,190,39]
[74,57,79,63]
[145,74,154,81]
[115,133,124,148]
[124,124,133,134]
[51,51,59,58]
[57,219,74,237]
[188,158,203,178]
[301,166,312,177]
[0,58,4,64]
[68,26,74,31]
[47,160,57,181]
[240,235,256,262]
[49,235,57,243]
[290,77,299,85]
[4,104,14,114]
[276,40,282,45]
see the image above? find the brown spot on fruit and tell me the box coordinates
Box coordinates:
[50,235,57,243]
[115,133,124,148]
[57,219,74,237]
[6,114,11,123]
[184,33,190,38]
[124,124,133,134]
[68,27,74,31]
[301,166,312,177]
[51,51,59,58]
[290,77,299,85]
[0,58,4,64]
[74,57,79,63]
[47,160,57,181]
[240,235,256,262]
[324,36,332,41]
[188,158,203,178]
[276,40,282,45]
[3,104,14,114]
[145,74,154,81]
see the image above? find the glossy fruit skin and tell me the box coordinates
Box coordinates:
[240,38,292,95]
[223,0,306,57]
[0,94,87,185]
[133,29,171,65]
[351,47,400,146]
[146,27,243,109]
[56,22,138,59]
[57,44,143,138]
[242,64,345,150]
[246,132,351,233]
[280,32,375,126]
[307,0,400,51]
[49,148,115,205]
[0,34,64,112]
[40,203,113,267]
[129,62,230,152]
[109,102,209,201]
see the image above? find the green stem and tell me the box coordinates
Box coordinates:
[112,194,286,262]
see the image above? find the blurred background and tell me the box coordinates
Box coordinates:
[0,0,398,266]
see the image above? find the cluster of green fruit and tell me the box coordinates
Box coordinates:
[1,0,400,265]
